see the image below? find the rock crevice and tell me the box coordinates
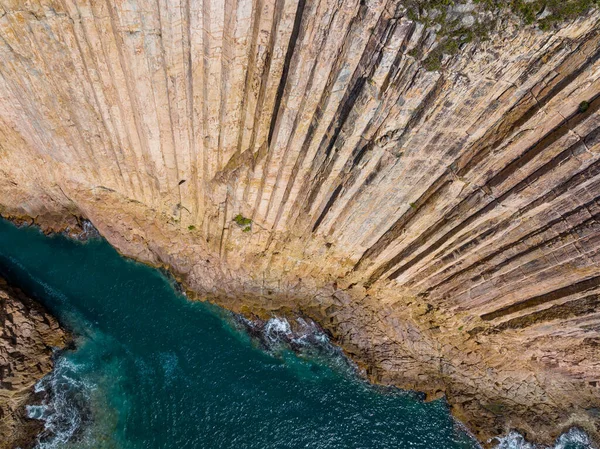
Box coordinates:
[0,0,599,445]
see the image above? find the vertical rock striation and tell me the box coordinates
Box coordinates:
[0,0,599,445]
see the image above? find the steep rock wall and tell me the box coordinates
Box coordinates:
[0,0,599,445]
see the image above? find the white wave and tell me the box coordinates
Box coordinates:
[27,357,92,449]
[555,429,593,449]
[264,317,292,342]
[493,432,536,449]
[70,220,101,241]
[493,428,593,449]
[236,315,359,377]
[33,378,46,394]
[260,317,333,352]
[26,405,48,421]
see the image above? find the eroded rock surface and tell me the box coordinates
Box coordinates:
[0,278,69,449]
[0,0,599,445]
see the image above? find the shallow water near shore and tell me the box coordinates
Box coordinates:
[0,218,592,449]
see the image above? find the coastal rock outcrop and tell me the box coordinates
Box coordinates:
[0,0,599,445]
[0,277,69,449]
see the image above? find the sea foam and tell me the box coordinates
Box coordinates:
[27,356,92,449]
[492,428,593,449]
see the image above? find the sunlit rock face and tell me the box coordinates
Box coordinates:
[0,0,599,445]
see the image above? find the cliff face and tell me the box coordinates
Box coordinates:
[0,278,69,449]
[0,0,599,445]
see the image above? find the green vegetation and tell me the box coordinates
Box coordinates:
[411,0,599,26]
[475,0,600,26]
[407,0,600,71]
[188,225,195,231]
[233,214,252,232]
[233,214,252,226]
[579,100,590,113]
[409,202,418,209]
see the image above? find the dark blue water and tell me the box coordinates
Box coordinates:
[0,218,590,449]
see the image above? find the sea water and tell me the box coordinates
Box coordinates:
[0,218,591,449]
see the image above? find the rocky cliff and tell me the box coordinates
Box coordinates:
[0,277,69,449]
[0,0,599,445]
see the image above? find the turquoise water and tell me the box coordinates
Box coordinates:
[0,218,588,449]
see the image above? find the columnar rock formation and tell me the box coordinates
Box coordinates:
[0,0,599,445]
[0,277,69,449]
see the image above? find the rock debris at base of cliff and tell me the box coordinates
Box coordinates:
[0,277,70,449]
[0,0,599,445]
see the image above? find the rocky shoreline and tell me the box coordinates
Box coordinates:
[0,275,70,449]
[4,213,599,448]
[0,0,600,446]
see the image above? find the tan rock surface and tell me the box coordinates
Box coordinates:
[0,278,69,449]
[0,0,599,445]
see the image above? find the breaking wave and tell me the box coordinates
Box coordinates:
[231,315,360,375]
[64,220,101,242]
[26,356,93,449]
[2,218,592,449]
[492,428,593,449]
[25,329,122,449]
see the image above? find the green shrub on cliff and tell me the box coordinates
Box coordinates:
[233,214,252,232]
[474,0,600,26]
[409,0,600,72]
